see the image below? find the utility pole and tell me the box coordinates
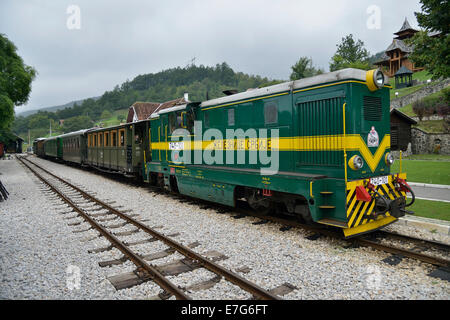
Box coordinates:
[49,120,52,136]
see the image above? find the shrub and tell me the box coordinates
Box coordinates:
[412,100,427,121]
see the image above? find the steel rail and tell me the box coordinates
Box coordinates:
[21,156,280,300]
[19,157,190,300]
[239,209,450,268]
[377,230,450,252]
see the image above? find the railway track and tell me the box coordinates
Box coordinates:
[167,183,450,269]
[230,206,450,269]
[22,155,450,278]
[18,156,282,300]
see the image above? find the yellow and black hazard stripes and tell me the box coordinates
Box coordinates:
[346,189,376,228]
[345,174,407,229]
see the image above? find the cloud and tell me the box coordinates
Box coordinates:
[0,0,422,113]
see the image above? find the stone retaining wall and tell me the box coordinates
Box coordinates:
[391,78,450,109]
[411,127,450,155]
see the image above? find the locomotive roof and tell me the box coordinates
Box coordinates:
[200,68,386,108]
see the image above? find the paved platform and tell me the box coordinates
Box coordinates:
[398,215,450,236]
[408,183,450,203]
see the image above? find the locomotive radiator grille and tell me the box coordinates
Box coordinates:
[296,96,344,166]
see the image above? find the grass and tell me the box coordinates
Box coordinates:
[413,120,445,133]
[397,103,415,116]
[407,199,450,221]
[403,154,450,161]
[397,86,447,120]
[390,84,425,100]
[94,109,128,127]
[392,159,450,185]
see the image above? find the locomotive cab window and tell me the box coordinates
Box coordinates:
[169,112,184,133]
[264,102,278,125]
[169,113,176,133]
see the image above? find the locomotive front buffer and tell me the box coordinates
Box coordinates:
[342,173,415,238]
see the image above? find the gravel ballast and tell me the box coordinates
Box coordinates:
[1,156,449,300]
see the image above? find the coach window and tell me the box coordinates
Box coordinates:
[99,133,103,147]
[105,132,109,147]
[264,102,278,125]
[112,131,117,147]
[119,129,125,147]
[228,108,235,126]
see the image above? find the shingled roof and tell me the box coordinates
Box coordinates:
[147,97,189,118]
[126,97,190,122]
[385,39,413,53]
[126,102,161,123]
[394,18,417,35]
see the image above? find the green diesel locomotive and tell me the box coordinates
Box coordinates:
[146,68,414,238]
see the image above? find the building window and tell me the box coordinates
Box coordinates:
[391,125,399,150]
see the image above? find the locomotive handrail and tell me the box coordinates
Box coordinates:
[343,102,348,187]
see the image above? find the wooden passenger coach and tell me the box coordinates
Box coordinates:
[85,121,151,178]
[60,129,90,164]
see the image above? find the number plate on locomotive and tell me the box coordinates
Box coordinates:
[370,176,388,186]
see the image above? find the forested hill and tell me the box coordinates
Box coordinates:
[13,63,281,142]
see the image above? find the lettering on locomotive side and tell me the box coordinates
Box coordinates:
[167,121,280,175]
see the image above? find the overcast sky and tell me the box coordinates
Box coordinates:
[0,0,422,114]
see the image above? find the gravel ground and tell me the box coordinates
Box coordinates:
[1,155,449,300]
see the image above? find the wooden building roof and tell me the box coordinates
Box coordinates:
[127,97,190,122]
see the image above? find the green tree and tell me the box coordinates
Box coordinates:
[100,110,112,119]
[329,34,371,71]
[0,34,36,130]
[408,0,450,79]
[28,113,50,129]
[63,115,92,133]
[290,57,324,80]
[117,114,126,123]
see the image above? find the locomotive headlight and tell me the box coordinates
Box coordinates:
[349,155,364,170]
[366,69,385,91]
[385,152,395,166]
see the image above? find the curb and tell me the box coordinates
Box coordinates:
[408,182,450,190]
[398,216,450,236]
